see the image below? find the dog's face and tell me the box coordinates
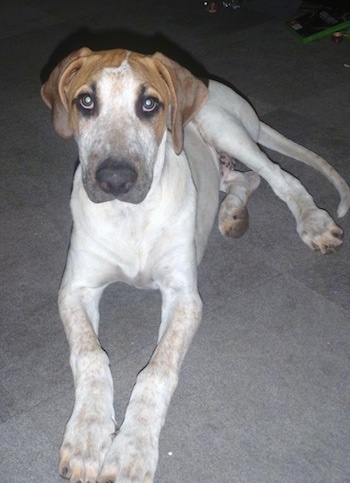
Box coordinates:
[41,48,208,204]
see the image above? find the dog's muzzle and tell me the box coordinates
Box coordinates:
[96,158,137,198]
[82,157,152,204]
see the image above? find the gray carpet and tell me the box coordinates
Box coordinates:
[1,1,350,482]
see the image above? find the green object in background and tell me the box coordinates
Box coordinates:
[286,5,350,43]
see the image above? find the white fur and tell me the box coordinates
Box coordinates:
[51,60,349,483]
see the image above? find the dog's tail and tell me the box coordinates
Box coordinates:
[258,122,350,218]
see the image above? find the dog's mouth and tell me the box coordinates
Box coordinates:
[85,183,151,204]
[82,157,152,204]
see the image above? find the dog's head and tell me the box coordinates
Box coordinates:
[41,48,208,204]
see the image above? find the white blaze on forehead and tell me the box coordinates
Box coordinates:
[98,60,138,110]
[103,54,131,76]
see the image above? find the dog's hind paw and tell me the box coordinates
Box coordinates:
[218,171,260,238]
[218,199,249,238]
[297,209,344,254]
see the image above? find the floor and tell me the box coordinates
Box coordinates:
[1,1,350,482]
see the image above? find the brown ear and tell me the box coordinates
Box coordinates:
[41,47,93,139]
[151,52,208,155]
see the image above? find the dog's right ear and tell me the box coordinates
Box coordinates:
[41,47,92,139]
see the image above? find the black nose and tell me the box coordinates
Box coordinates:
[96,158,137,197]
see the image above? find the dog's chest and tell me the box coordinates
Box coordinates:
[72,190,172,288]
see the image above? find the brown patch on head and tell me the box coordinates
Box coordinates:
[41,49,130,138]
[41,48,208,153]
[127,53,173,147]
[41,47,93,138]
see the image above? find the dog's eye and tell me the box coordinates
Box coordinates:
[142,97,159,113]
[79,94,95,110]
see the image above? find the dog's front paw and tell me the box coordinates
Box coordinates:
[297,209,344,254]
[97,426,158,483]
[59,410,116,483]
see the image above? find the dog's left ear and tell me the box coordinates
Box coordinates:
[152,52,208,155]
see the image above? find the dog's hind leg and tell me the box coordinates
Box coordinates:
[195,93,345,253]
[218,151,260,238]
[259,122,350,218]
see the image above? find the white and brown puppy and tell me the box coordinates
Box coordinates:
[41,48,350,483]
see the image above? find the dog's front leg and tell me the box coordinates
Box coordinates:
[98,286,202,483]
[58,278,116,483]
